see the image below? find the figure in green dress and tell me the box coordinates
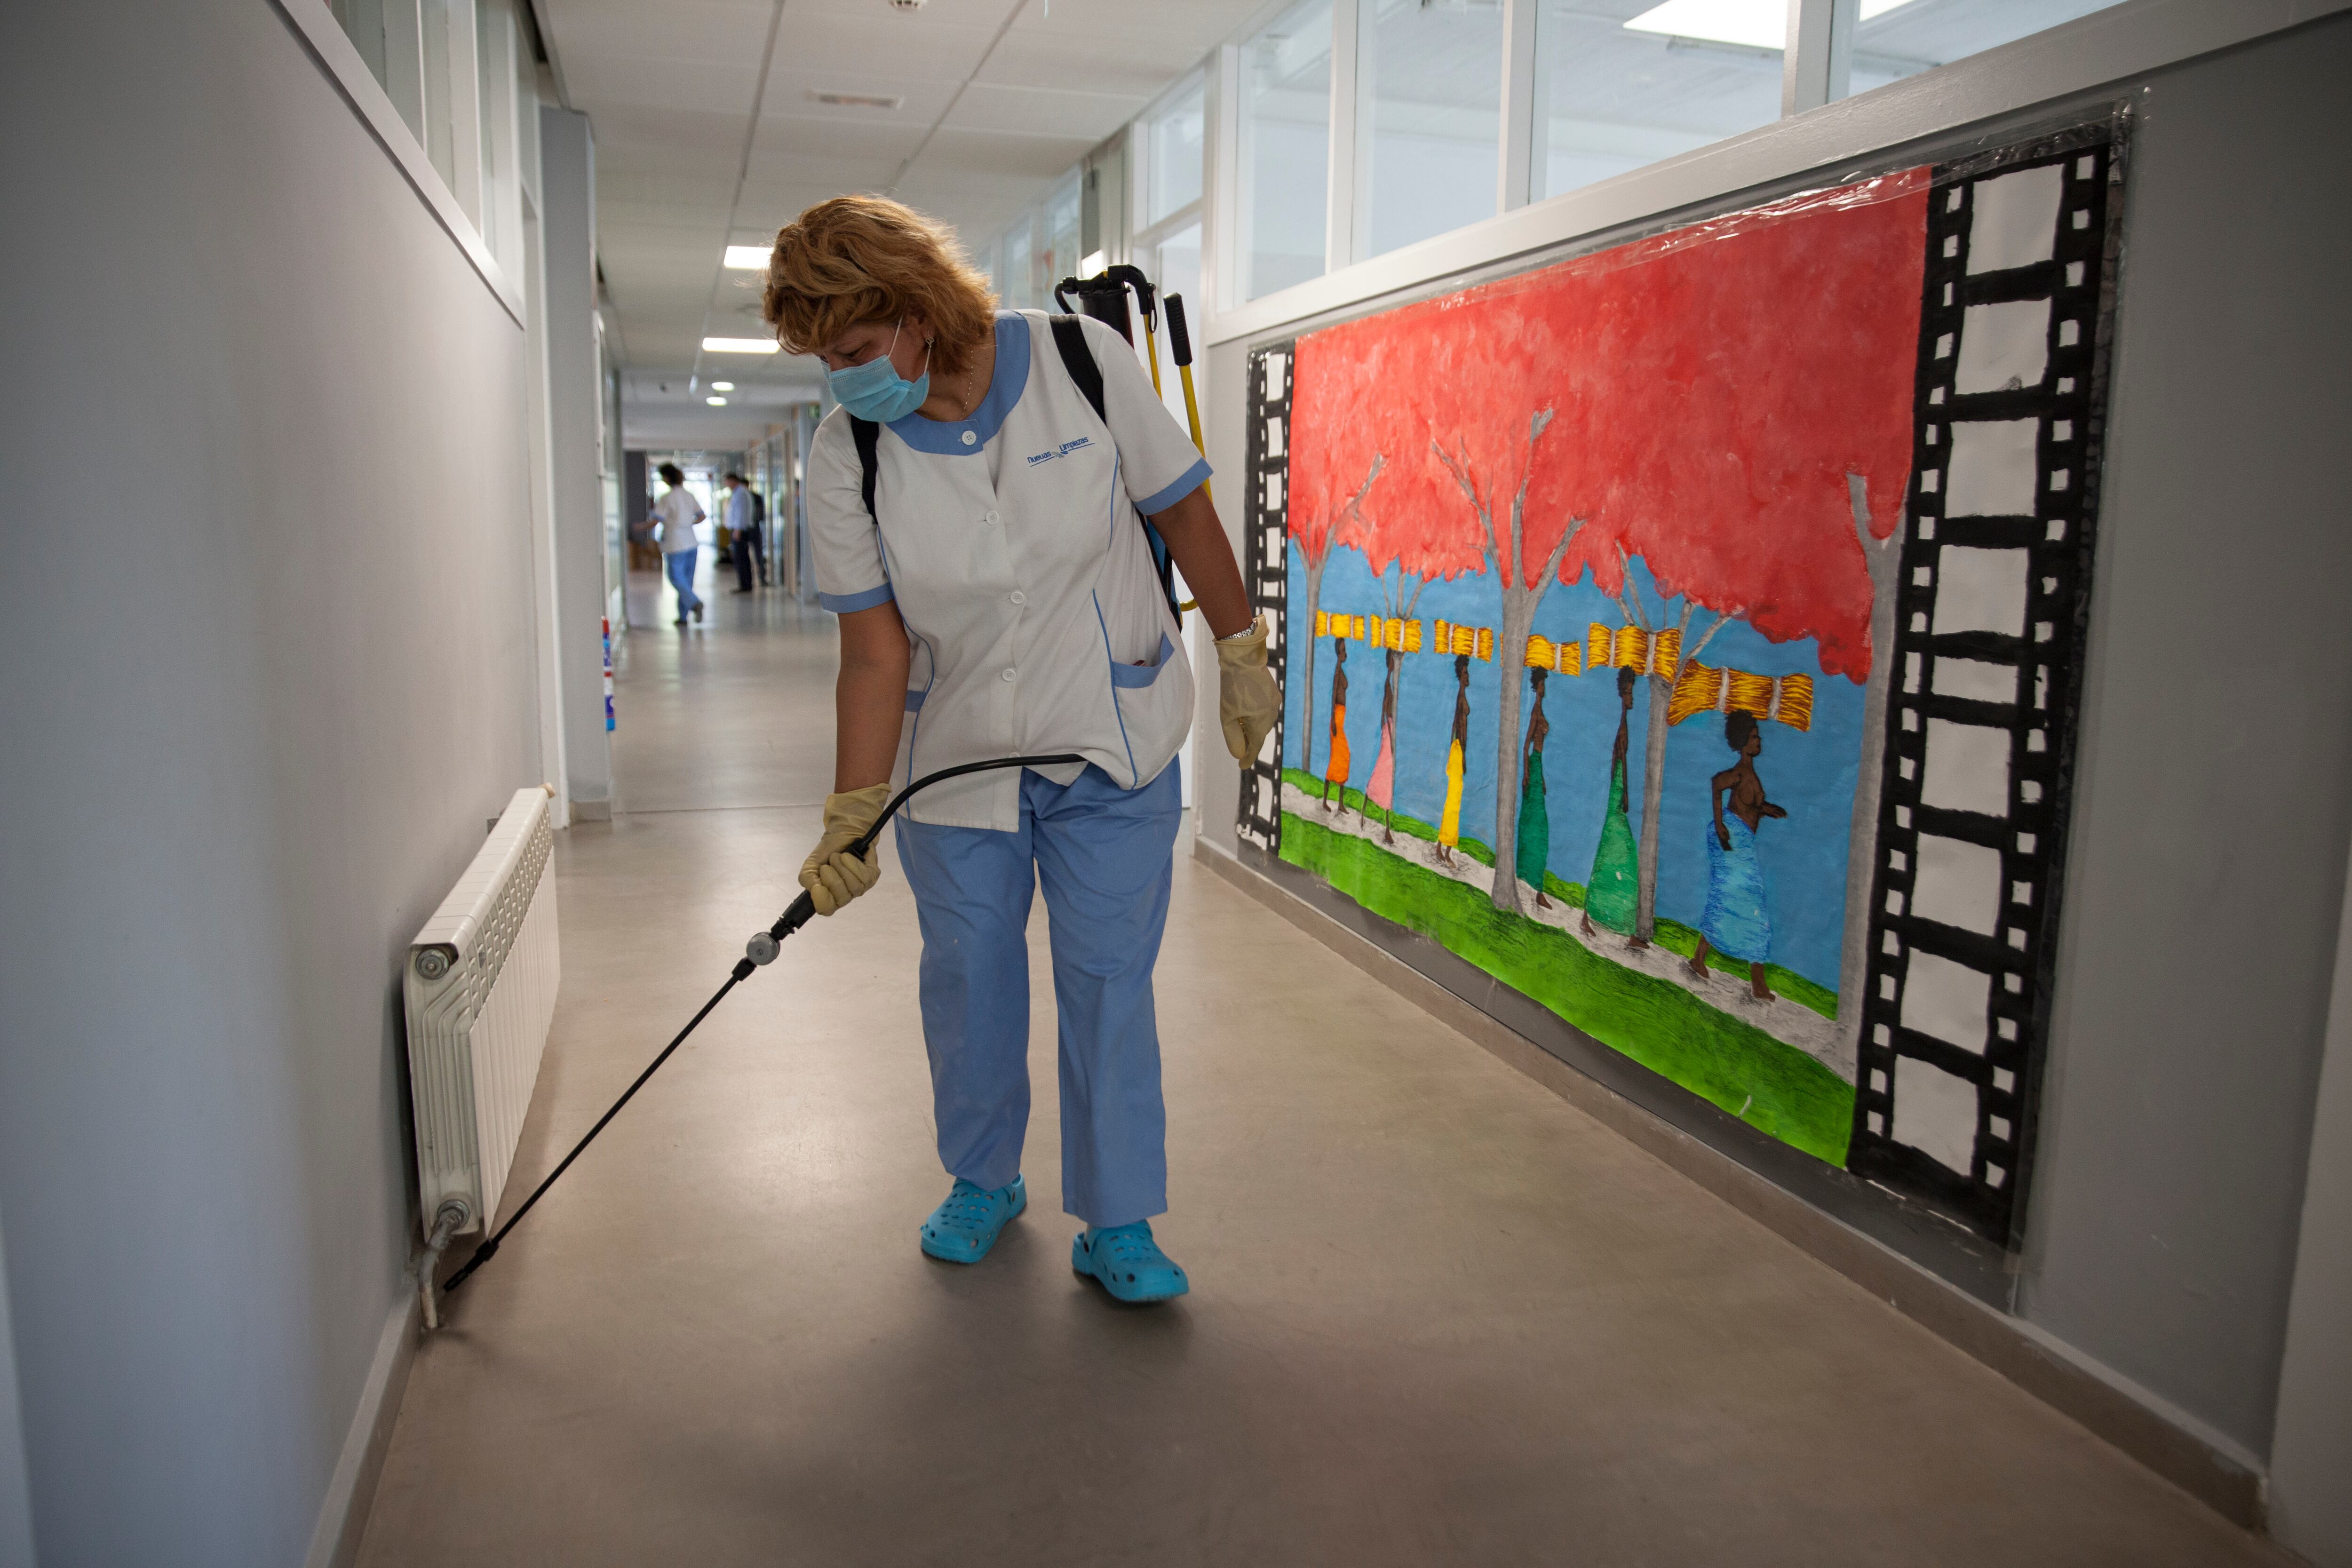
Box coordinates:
[1581,665,1641,941]
[1516,667,1553,909]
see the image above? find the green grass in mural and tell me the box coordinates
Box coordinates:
[1282,766,1493,865]
[1280,768,1839,1020]
[1279,809,1854,1166]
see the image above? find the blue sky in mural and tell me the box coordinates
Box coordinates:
[1286,544,1861,989]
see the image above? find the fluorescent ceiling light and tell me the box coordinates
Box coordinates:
[723,245,769,270]
[710,381,735,391]
[703,337,779,354]
[1625,0,1911,45]
[1622,0,1782,48]
[707,396,728,406]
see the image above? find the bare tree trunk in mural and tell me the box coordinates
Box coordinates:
[1617,558,1735,946]
[1295,455,1385,780]
[1836,472,1904,1079]
[1436,410,1575,917]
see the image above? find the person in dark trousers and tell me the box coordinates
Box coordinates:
[724,472,767,593]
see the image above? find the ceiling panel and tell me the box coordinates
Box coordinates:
[942,80,1147,137]
[915,125,1099,177]
[560,52,763,114]
[975,29,1197,96]
[549,0,1244,410]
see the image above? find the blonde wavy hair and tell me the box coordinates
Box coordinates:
[760,196,999,377]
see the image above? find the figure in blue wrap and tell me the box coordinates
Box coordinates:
[771,195,1279,1305]
[1689,708,1784,1002]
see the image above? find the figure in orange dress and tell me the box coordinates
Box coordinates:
[1321,637,1351,818]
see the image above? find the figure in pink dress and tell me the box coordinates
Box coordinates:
[1365,653,1399,844]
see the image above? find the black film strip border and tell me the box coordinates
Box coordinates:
[1237,340,1295,855]
[1847,122,2121,1246]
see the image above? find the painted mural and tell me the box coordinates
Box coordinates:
[1241,127,2123,1245]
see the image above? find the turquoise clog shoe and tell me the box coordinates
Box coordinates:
[1071,1219,1189,1303]
[918,1175,1025,1264]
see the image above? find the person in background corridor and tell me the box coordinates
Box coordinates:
[1518,666,1552,909]
[1322,636,1350,817]
[654,462,705,626]
[724,472,767,594]
[765,194,1279,1306]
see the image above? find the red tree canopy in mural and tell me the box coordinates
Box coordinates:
[1295,171,1930,680]
[1287,331,1390,564]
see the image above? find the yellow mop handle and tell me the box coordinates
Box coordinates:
[1166,294,1209,502]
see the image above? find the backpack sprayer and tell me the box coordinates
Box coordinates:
[434,753,1086,1304]
[1052,265,1213,603]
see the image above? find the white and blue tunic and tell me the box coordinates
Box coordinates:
[808,310,1213,830]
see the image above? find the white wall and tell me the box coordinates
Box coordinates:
[0,1207,32,1568]
[0,0,544,1560]
[2269,829,2352,1565]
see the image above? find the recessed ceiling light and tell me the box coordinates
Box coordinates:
[723,244,769,270]
[707,396,729,406]
[710,382,735,391]
[703,337,779,354]
[810,90,903,110]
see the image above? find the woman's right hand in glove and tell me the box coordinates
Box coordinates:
[800,783,891,915]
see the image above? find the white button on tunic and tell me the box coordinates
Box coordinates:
[809,311,1214,830]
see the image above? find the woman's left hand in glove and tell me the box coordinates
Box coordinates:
[1216,614,1279,764]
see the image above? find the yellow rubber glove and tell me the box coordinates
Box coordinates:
[799,783,891,915]
[1216,614,1279,764]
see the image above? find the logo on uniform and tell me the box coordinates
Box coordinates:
[1025,436,1094,466]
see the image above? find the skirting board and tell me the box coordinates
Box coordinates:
[1193,834,2267,1530]
[303,1291,421,1568]
[567,796,612,823]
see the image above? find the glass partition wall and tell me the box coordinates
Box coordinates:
[1358,0,1502,259]
[968,0,2134,330]
[1239,0,1333,302]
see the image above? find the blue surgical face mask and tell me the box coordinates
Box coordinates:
[827,319,930,422]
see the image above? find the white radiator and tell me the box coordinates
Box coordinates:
[404,785,561,1241]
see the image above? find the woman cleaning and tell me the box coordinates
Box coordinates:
[761,196,1279,1304]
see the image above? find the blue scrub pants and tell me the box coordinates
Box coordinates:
[665,546,701,615]
[893,762,1182,1228]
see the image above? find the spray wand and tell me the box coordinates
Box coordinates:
[438,752,1087,1299]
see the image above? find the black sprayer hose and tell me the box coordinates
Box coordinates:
[441,752,1086,1296]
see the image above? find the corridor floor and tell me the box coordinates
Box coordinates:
[355,580,2286,1567]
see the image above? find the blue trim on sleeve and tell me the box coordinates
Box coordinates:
[1108,633,1175,688]
[886,313,1030,456]
[818,583,895,613]
[903,688,927,712]
[1135,455,1213,517]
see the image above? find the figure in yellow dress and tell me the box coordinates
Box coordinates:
[1437,652,1470,866]
[1321,636,1351,818]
